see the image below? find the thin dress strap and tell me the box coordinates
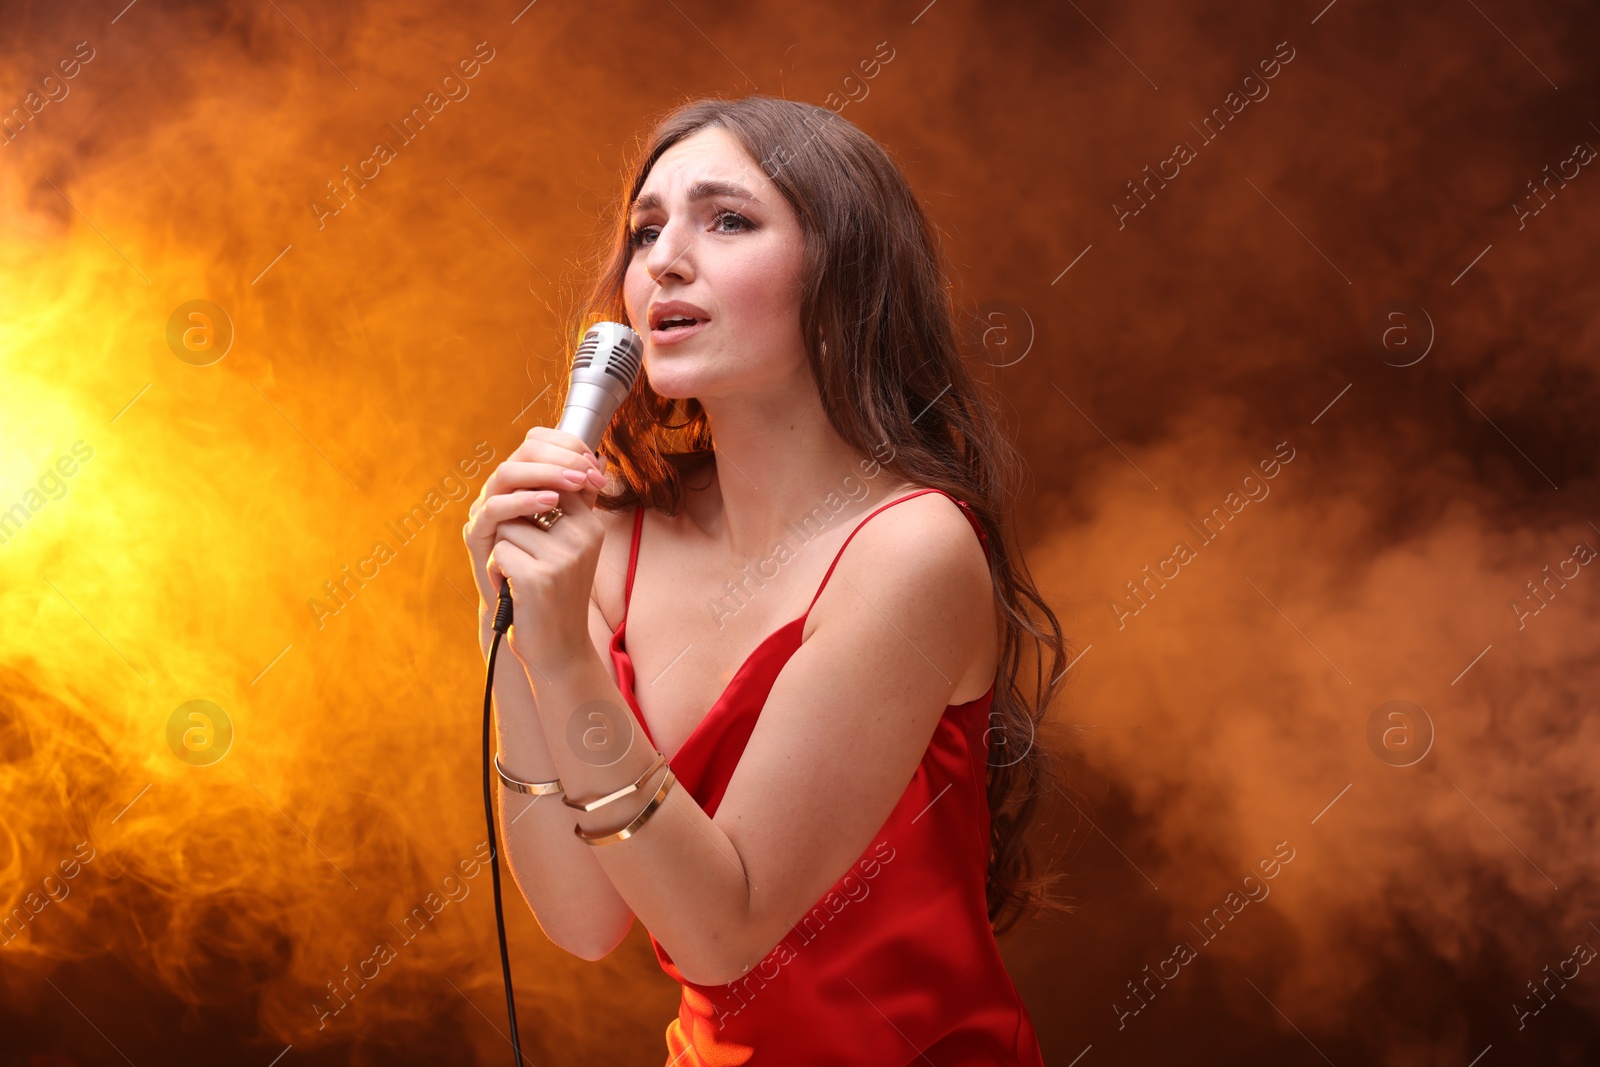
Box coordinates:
[622,503,646,618]
[622,491,989,624]
[802,487,989,620]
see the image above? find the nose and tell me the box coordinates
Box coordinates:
[645,217,695,286]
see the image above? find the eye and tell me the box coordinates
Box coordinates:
[711,209,752,233]
[628,209,753,250]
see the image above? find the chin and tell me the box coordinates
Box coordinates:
[640,368,703,402]
[642,352,714,393]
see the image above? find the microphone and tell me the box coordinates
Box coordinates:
[482,319,641,1067]
[493,319,641,631]
[555,320,645,452]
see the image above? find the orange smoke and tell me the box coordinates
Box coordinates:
[2,0,1597,1064]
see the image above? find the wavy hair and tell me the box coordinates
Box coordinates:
[565,95,1075,935]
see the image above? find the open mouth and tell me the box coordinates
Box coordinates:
[647,300,712,342]
[650,315,710,344]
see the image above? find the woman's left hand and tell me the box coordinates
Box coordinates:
[486,427,611,674]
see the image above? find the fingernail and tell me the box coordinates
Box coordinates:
[562,468,586,483]
[535,492,560,508]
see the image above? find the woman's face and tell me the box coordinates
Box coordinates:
[623,126,808,401]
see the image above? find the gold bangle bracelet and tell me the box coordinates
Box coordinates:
[495,753,563,796]
[561,751,668,812]
[574,768,677,846]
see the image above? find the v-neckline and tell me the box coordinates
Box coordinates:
[610,613,806,762]
[607,486,993,764]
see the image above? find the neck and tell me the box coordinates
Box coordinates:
[688,377,903,561]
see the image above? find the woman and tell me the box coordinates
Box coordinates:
[463,95,1072,1066]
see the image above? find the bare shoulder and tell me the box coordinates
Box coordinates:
[892,487,985,543]
[847,487,989,581]
[805,487,997,688]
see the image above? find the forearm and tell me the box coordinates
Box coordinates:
[479,609,632,959]
[526,639,755,986]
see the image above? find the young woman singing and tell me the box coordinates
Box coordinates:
[463,95,1071,1066]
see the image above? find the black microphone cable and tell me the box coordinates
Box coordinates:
[474,316,640,1065]
[483,579,522,1065]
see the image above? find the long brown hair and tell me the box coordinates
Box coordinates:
[566,95,1075,935]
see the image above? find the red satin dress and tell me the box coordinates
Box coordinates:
[608,487,1046,1066]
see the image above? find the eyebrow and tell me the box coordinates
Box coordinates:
[630,179,760,216]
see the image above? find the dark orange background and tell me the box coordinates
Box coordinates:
[2,0,1597,1064]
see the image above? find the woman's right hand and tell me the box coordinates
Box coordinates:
[462,427,608,610]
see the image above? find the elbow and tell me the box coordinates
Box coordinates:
[674,929,776,987]
[678,865,763,985]
[559,916,635,964]
[677,949,762,987]
[561,940,617,964]
[504,860,637,962]
[674,957,739,987]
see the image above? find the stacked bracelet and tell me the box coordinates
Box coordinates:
[495,749,676,846]
[574,767,677,847]
[494,753,563,796]
[561,751,669,812]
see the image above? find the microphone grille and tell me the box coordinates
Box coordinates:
[575,322,643,389]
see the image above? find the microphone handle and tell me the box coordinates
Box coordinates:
[555,381,621,453]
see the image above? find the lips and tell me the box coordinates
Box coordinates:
[648,300,711,331]
[647,299,712,345]
[649,317,710,345]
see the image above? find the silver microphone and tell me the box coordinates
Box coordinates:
[505,321,642,578]
[555,321,644,451]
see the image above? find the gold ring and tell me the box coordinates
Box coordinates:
[531,507,564,531]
